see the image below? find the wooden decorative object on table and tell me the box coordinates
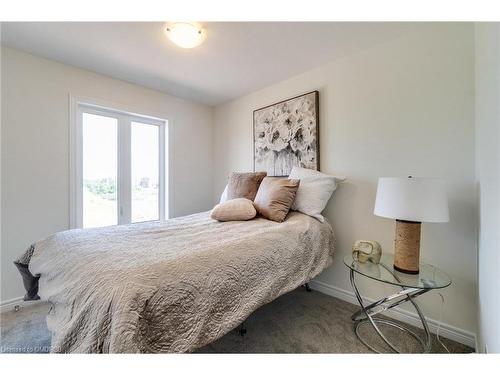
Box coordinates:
[352,240,382,264]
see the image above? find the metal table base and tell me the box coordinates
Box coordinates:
[349,268,432,353]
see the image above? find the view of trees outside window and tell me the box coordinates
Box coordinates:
[82,114,160,228]
[131,122,159,223]
[82,113,118,228]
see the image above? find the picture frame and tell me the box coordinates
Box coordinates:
[253,90,319,176]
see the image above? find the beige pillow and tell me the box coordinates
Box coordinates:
[211,198,257,222]
[254,177,300,222]
[226,172,267,201]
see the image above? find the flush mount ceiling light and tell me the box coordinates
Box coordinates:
[165,22,206,49]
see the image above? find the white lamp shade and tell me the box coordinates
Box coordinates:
[374,177,449,223]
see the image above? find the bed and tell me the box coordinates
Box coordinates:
[15,210,335,353]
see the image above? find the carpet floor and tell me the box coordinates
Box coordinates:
[0,288,473,354]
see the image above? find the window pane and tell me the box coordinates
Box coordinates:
[131,122,159,223]
[82,113,118,228]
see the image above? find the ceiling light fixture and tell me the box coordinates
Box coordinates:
[165,22,206,49]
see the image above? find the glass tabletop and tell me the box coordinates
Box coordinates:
[343,254,451,289]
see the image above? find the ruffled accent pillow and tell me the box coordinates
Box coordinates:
[211,198,257,222]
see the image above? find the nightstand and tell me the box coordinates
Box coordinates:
[343,253,451,353]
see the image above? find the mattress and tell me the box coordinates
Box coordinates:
[17,211,335,353]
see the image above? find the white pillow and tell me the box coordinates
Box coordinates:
[220,184,228,203]
[288,166,346,222]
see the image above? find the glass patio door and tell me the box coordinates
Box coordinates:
[76,104,167,229]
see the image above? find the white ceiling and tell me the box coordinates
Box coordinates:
[1,22,427,106]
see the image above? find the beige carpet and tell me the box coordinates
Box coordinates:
[0,288,473,354]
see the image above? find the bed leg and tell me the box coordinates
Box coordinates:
[304,283,312,292]
[238,323,247,337]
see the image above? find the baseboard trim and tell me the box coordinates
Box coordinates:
[309,280,477,350]
[0,296,42,314]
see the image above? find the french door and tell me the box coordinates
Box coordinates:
[73,103,167,229]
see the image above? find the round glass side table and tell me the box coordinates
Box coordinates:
[343,254,451,353]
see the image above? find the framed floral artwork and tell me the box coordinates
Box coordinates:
[253,91,319,176]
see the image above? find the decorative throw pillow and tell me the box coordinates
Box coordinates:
[288,166,346,222]
[253,177,300,222]
[226,172,267,201]
[211,198,257,222]
[219,184,228,203]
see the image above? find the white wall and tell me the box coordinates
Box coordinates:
[0,30,3,307]
[1,47,214,303]
[475,23,500,353]
[213,24,477,338]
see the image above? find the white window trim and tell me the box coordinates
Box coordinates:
[69,95,168,229]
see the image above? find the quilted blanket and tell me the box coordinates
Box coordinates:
[16,211,335,353]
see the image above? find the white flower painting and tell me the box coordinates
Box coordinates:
[254,91,319,176]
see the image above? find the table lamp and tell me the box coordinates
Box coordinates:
[374,176,449,274]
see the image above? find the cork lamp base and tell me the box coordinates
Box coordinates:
[394,220,422,274]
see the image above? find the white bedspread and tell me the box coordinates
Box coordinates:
[22,211,335,353]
